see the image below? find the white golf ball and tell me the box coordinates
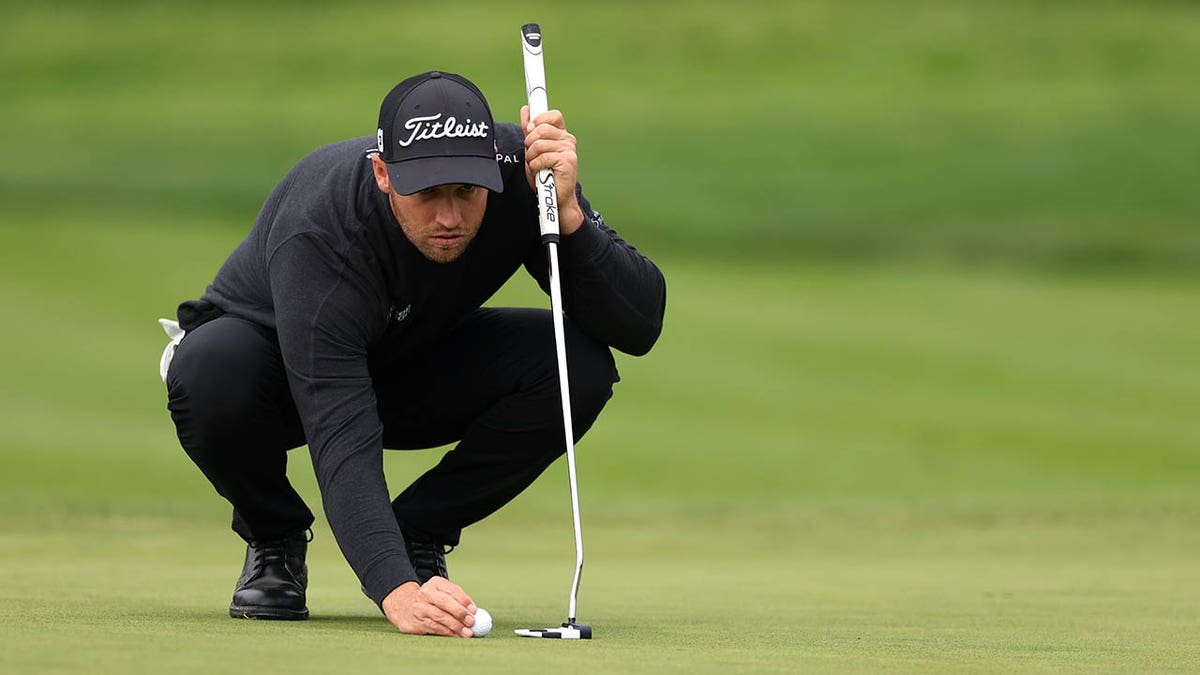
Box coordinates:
[472,607,493,637]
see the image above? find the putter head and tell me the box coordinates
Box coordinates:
[515,622,592,640]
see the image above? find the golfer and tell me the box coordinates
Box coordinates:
[159,71,665,637]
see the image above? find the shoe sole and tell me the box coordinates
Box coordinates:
[229,605,309,620]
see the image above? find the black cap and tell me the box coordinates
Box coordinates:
[376,71,503,195]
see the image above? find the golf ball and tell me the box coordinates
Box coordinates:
[472,607,493,638]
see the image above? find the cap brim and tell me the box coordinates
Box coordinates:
[385,155,504,196]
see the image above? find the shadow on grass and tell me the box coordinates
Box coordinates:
[134,608,393,634]
[302,613,393,632]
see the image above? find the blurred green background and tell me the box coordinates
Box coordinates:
[1,1,1198,672]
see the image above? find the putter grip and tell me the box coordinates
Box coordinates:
[522,23,548,117]
[521,23,558,239]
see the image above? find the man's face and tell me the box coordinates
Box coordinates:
[387,183,488,264]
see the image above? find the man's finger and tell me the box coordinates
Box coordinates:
[525,140,577,164]
[418,599,469,637]
[522,108,566,134]
[524,126,574,149]
[413,583,468,636]
[419,614,457,637]
[530,109,566,130]
[424,576,474,608]
[528,136,578,158]
[422,578,475,623]
[441,583,476,614]
[427,589,472,623]
[528,150,578,174]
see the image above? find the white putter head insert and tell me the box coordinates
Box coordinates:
[515,622,593,640]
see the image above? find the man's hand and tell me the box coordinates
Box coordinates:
[521,105,585,235]
[381,578,478,637]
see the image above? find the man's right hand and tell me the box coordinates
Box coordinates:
[381,578,478,637]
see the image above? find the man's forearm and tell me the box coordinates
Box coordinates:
[315,455,417,606]
[558,207,667,356]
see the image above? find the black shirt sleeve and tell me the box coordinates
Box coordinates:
[267,232,417,605]
[525,185,667,356]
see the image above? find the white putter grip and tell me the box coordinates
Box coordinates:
[522,23,559,240]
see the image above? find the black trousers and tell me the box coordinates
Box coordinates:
[165,307,617,547]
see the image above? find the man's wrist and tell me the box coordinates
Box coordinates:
[559,201,586,236]
[381,581,421,614]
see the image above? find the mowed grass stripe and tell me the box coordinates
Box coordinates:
[4,1,1200,264]
[3,230,1198,504]
[2,499,1198,672]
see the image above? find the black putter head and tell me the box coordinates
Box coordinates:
[514,622,592,639]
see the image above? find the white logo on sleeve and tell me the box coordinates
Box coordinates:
[397,113,489,147]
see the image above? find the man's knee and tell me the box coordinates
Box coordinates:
[167,317,290,447]
[563,322,619,434]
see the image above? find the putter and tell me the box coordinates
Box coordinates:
[515,22,592,641]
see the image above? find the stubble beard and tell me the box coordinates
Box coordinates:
[390,194,476,265]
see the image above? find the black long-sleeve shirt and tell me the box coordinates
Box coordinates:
[177,123,666,605]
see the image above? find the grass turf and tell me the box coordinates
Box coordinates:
[3,0,1199,266]
[3,0,1200,671]
[1,231,1198,671]
[2,496,1198,673]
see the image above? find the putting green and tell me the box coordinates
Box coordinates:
[1,493,1198,672]
[3,0,1200,670]
[2,244,1198,672]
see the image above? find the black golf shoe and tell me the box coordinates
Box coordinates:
[229,529,311,620]
[359,530,455,601]
[403,531,454,584]
[360,530,454,599]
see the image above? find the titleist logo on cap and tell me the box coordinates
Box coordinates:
[397,113,490,148]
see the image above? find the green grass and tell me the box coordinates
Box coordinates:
[2,222,1198,670]
[3,0,1200,265]
[3,496,1199,673]
[3,0,1200,672]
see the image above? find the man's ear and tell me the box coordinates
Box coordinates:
[371,154,391,194]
